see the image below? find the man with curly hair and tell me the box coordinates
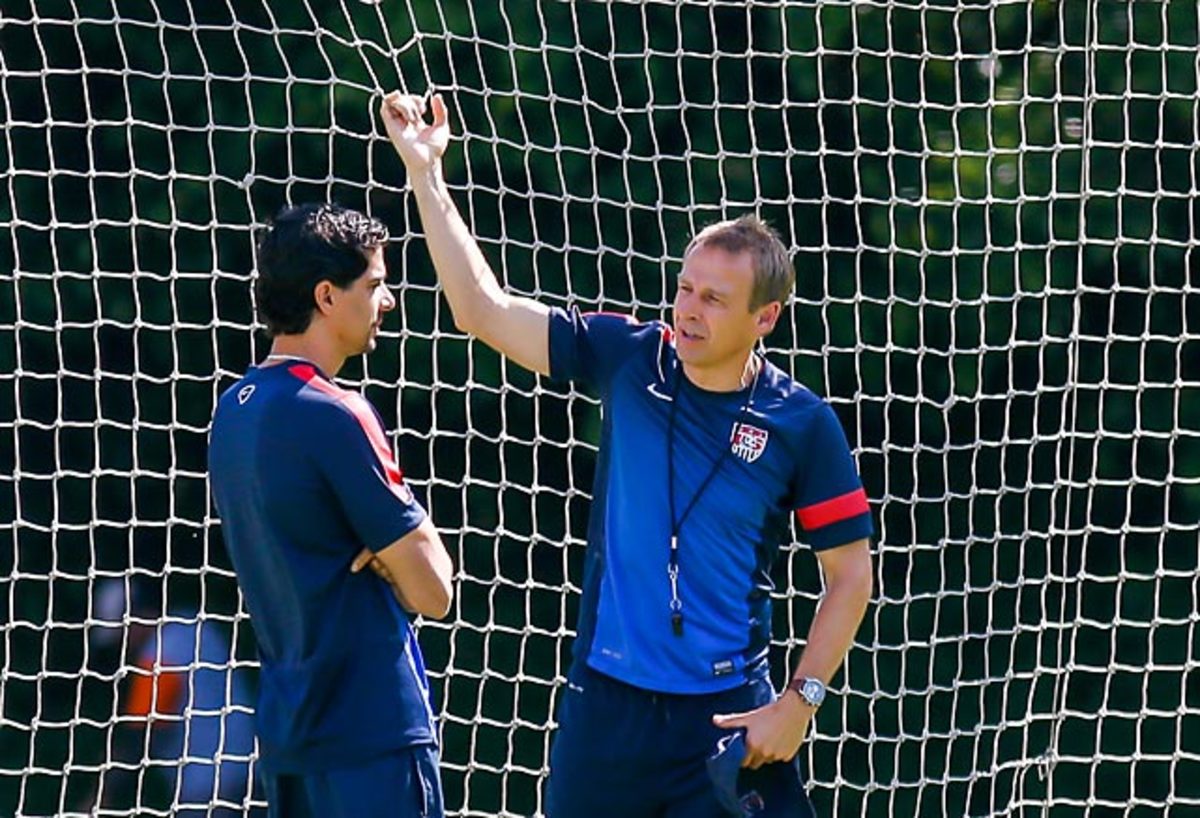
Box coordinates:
[209,203,454,818]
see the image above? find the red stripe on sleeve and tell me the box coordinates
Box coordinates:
[796,487,870,530]
[288,364,407,489]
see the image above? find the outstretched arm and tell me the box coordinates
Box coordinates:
[381,91,551,376]
[713,537,873,767]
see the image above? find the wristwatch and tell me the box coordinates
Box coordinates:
[786,676,826,709]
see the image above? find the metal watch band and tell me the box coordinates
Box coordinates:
[786,676,826,708]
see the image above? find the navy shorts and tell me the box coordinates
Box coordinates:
[545,664,817,818]
[262,744,443,818]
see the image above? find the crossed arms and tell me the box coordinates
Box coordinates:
[354,517,454,620]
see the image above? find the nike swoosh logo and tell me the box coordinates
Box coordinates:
[646,383,673,402]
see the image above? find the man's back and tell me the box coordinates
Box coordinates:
[209,361,435,774]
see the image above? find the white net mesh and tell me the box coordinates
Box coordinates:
[2,1,1197,816]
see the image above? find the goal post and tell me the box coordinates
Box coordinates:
[2,1,1197,816]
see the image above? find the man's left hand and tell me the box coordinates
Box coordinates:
[711,692,813,769]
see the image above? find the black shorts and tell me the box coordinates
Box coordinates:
[545,664,816,818]
[262,744,443,818]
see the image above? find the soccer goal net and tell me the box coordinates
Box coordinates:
[2,1,1197,816]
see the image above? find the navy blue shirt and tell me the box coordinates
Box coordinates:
[549,309,873,694]
[208,361,434,774]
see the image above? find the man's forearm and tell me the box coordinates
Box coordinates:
[790,576,872,685]
[791,541,873,686]
[386,92,552,374]
[711,543,872,765]
[407,165,506,335]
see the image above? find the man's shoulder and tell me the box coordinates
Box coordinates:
[213,365,372,452]
[548,307,673,386]
[567,309,674,379]
[759,363,826,414]
[584,309,671,346]
[614,331,677,408]
[214,369,259,417]
[754,364,844,445]
[622,317,674,369]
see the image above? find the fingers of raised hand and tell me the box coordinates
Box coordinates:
[430,93,448,127]
[384,92,426,126]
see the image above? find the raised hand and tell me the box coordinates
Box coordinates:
[381,91,450,172]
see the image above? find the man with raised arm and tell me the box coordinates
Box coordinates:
[383,92,873,818]
[209,203,453,818]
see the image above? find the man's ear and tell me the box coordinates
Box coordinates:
[755,301,782,337]
[313,280,337,316]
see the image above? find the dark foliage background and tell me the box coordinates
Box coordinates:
[1,1,1197,816]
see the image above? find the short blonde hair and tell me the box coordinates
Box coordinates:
[684,215,793,310]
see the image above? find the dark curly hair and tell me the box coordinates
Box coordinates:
[254,203,390,337]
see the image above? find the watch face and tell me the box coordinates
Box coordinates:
[802,679,825,705]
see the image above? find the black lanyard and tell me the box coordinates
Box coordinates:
[665,359,761,637]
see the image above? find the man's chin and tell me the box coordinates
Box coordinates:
[674,343,704,365]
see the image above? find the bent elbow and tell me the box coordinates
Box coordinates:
[853,554,875,608]
[451,298,489,338]
[415,581,454,620]
[429,585,454,620]
[452,309,478,336]
[828,543,874,607]
[452,291,509,341]
[859,567,874,606]
[852,547,874,592]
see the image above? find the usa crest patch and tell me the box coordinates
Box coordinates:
[730,423,768,463]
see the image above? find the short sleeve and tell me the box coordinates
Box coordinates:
[548,307,660,391]
[792,402,874,551]
[311,397,428,552]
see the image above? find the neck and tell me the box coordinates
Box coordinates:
[264,334,345,377]
[682,350,760,393]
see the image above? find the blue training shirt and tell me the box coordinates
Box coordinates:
[549,308,874,694]
[208,361,435,774]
